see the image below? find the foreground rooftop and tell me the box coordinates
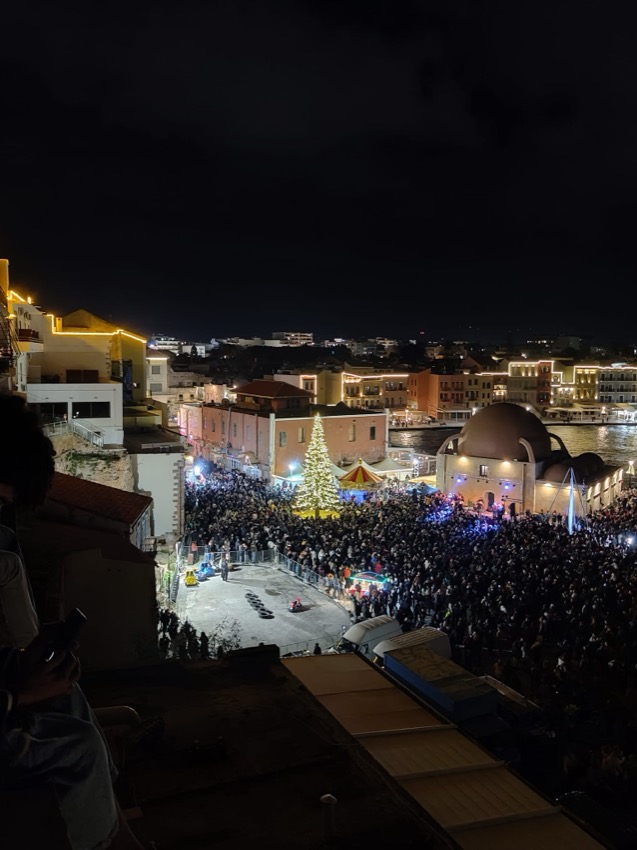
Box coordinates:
[80,648,607,850]
[82,649,452,850]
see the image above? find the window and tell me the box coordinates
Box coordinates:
[71,402,111,419]
[35,402,68,423]
[151,365,161,375]
[149,382,162,393]
[298,427,305,443]
[369,426,376,440]
[348,423,356,442]
[479,464,489,477]
[232,423,237,438]
[279,431,287,447]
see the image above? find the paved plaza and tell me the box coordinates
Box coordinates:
[175,559,353,655]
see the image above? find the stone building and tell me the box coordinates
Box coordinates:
[436,402,622,517]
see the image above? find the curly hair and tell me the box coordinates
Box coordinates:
[0,393,56,507]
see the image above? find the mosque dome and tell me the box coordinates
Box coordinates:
[457,402,552,462]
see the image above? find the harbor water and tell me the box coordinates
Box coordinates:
[390,424,637,472]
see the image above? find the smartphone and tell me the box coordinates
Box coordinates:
[45,608,87,661]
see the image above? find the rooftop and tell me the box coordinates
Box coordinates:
[47,472,152,525]
[78,648,608,850]
[81,651,454,850]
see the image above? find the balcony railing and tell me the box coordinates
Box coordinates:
[16,328,40,342]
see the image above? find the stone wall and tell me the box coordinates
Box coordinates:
[50,433,135,490]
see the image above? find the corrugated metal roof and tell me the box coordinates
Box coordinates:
[456,811,606,850]
[318,686,443,735]
[289,652,395,695]
[362,727,496,778]
[281,653,606,850]
[402,766,553,829]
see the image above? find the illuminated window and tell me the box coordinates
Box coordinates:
[297,427,305,443]
[349,423,356,442]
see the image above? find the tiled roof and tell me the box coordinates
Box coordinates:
[235,379,313,399]
[48,472,152,525]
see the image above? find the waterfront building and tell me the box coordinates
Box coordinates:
[408,368,495,422]
[269,366,410,412]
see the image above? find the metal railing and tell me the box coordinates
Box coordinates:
[42,417,104,448]
[175,542,275,567]
[169,568,180,603]
[172,543,351,609]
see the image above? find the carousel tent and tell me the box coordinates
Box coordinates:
[341,457,384,476]
[338,458,384,489]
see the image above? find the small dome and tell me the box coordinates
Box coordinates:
[458,403,552,462]
[576,452,605,475]
[543,452,606,484]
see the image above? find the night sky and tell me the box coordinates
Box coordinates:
[0,2,634,344]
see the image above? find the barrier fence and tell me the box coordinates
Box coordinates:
[171,543,351,611]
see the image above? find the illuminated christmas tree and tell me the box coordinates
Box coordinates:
[293,413,342,519]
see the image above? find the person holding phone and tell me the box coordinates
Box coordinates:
[0,395,149,848]
[1,620,149,848]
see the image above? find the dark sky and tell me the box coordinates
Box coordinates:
[0,2,634,344]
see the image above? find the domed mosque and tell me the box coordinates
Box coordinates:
[436,402,622,518]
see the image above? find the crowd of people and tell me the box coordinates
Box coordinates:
[184,466,637,810]
[156,607,243,661]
